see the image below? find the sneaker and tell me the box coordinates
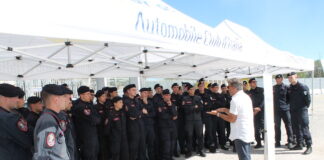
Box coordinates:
[303,146,312,155]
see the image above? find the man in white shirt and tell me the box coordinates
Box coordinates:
[207,78,254,160]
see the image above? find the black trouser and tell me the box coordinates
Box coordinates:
[177,115,186,153]
[154,123,160,160]
[185,120,203,153]
[225,121,231,142]
[127,119,145,160]
[159,127,175,160]
[212,116,226,146]
[254,112,264,144]
[274,109,293,144]
[203,115,213,148]
[81,137,99,160]
[110,133,129,160]
[291,108,312,147]
[98,129,109,160]
[172,120,178,155]
[145,124,155,160]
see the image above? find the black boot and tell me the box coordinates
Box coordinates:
[290,144,303,150]
[287,143,294,149]
[220,145,229,151]
[185,152,192,159]
[275,142,281,148]
[198,150,206,157]
[303,146,312,155]
[254,142,262,149]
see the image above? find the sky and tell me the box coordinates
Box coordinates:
[163,0,324,60]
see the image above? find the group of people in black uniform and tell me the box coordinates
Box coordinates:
[0,72,313,160]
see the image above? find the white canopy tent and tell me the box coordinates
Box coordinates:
[0,0,314,159]
[0,0,312,81]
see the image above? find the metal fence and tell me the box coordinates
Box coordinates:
[1,77,323,100]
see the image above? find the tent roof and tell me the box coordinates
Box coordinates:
[0,0,313,80]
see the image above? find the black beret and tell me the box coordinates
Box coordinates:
[123,84,136,93]
[198,78,205,82]
[154,84,163,89]
[61,83,68,87]
[182,82,191,87]
[211,83,218,87]
[62,87,73,95]
[187,84,194,89]
[243,81,247,85]
[207,83,211,88]
[248,78,256,83]
[112,96,123,103]
[42,84,65,96]
[27,96,42,104]
[162,89,170,95]
[95,90,105,98]
[108,87,117,93]
[140,88,150,92]
[77,86,90,95]
[287,72,296,76]
[16,87,25,98]
[0,83,20,97]
[147,87,152,91]
[102,87,109,92]
[275,74,283,79]
[90,89,94,93]
[221,84,227,88]
[171,83,179,88]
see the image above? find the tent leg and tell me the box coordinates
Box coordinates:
[311,71,314,114]
[263,67,275,160]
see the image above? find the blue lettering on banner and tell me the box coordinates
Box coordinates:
[135,12,243,51]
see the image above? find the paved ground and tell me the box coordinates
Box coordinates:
[175,95,324,160]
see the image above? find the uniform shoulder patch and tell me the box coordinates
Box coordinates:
[83,108,91,115]
[45,132,56,148]
[17,118,28,132]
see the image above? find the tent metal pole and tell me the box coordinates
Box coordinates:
[311,70,314,114]
[15,43,63,50]
[22,46,66,76]
[263,65,275,160]
[73,46,107,66]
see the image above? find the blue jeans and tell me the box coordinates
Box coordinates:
[234,139,251,160]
